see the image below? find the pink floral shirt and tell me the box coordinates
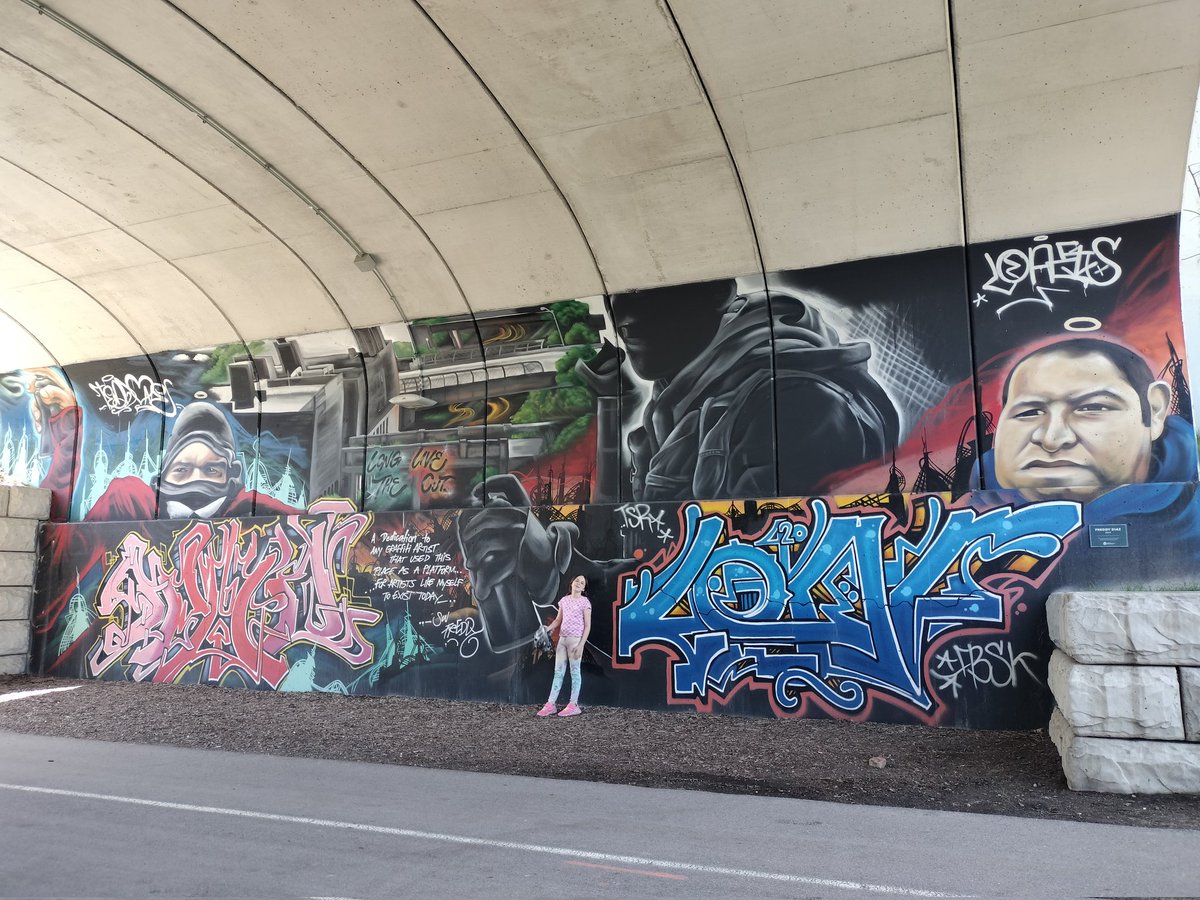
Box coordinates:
[558,595,591,637]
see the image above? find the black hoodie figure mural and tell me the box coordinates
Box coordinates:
[599,279,899,501]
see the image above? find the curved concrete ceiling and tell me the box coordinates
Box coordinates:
[0,0,1196,366]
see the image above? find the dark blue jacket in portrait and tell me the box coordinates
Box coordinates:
[972,415,1200,585]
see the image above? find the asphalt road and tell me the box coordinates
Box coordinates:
[0,729,1197,899]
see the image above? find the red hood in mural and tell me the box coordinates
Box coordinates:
[41,398,296,523]
[35,400,299,649]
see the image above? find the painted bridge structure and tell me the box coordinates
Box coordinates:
[2,0,1199,728]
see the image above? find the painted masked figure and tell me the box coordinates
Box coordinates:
[457,475,576,652]
[94,402,294,521]
[40,396,295,522]
[157,403,258,518]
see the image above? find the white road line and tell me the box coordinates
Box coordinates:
[0,782,968,897]
[0,686,81,704]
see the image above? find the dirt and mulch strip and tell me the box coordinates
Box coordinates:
[2,674,1197,831]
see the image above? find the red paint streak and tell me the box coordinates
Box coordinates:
[566,861,687,881]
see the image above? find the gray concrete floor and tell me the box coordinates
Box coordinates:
[1,730,1197,899]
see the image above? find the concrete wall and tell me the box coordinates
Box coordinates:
[14,213,1200,730]
[0,486,50,675]
[1048,591,1200,794]
[1,215,1192,525]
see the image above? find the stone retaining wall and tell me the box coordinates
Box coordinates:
[0,486,50,676]
[1047,591,1200,794]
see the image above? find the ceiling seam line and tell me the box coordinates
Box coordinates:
[955,0,1183,47]
[158,0,481,328]
[410,0,610,297]
[0,236,156,359]
[944,0,989,498]
[738,48,948,99]
[0,307,65,372]
[962,62,1196,112]
[0,48,357,339]
[659,0,778,492]
[15,1,386,333]
[0,153,253,354]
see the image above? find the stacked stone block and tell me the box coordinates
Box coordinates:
[1047,591,1200,794]
[0,486,50,676]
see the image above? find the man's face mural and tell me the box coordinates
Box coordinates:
[457,475,575,652]
[993,346,1171,503]
[158,403,245,517]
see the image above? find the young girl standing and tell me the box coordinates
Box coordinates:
[538,575,591,717]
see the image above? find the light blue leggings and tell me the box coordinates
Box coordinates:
[547,633,584,705]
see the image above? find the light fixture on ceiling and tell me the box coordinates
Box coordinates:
[354,252,378,272]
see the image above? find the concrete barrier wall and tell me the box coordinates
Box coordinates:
[0,486,50,675]
[1048,591,1200,794]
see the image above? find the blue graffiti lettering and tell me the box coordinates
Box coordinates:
[616,498,1080,714]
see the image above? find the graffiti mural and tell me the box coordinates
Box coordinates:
[614,498,1079,718]
[8,213,1200,729]
[87,500,375,686]
[34,479,1140,727]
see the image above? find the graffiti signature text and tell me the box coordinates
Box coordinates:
[88,374,178,417]
[931,640,1040,698]
[978,234,1121,316]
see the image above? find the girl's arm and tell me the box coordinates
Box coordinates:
[581,605,592,645]
[546,607,562,631]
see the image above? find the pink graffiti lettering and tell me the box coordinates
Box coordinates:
[88,504,380,687]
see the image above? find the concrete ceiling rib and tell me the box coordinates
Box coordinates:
[668,0,962,271]
[163,0,480,326]
[4,0,383,346]
[165,0,602,313]
[0,45,350,345]
[416,0,758,292]
[953,0,1200,242]
[0,308,63,370]
[659,0,766,282]
[412,0,608,297]
[0,240,148,364]
[0,157,244,353]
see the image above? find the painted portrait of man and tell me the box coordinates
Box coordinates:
[985,338,1195,504]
